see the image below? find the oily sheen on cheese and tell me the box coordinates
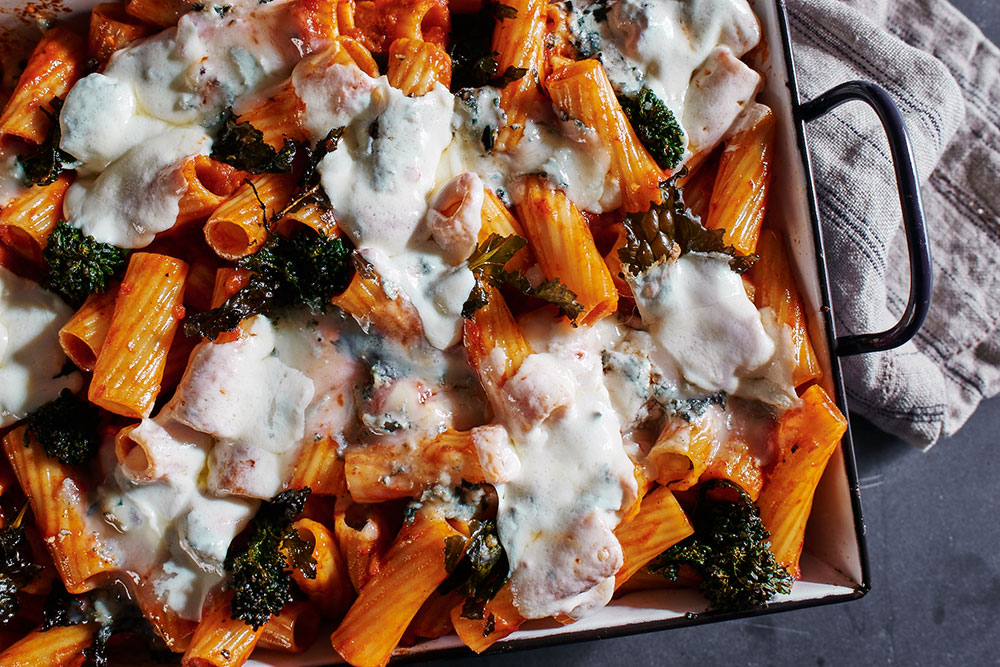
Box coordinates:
[0,0,801,629]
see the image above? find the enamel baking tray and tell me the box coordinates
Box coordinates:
[0,0,931,663]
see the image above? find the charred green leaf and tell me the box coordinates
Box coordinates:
[18,98,77,186]
[439,520,509,620]
[25,388,101,465]
[275,128,344,219]
[449,2,525,90]
[619,178,757,275]
[0,506,43,624]
[462,233,584,322]
[183,230,353,339]
[211,108,296,174]
[42,221,129,307]
[40,582,170,666]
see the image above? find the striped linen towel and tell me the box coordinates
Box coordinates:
[786,0,999,447]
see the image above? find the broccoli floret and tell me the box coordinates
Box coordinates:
[42,221,129,307]
[647,479,793,612]
[225,488,315,630]
[25,388,101,465]
[211,108,296,174]
[240,229,353,313]
[619,87,685,171]
[0,506,43,624]
[183,229,353,340]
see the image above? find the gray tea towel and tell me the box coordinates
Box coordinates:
[785,0,1000,448]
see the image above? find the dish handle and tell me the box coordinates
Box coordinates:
[797,81,932,357]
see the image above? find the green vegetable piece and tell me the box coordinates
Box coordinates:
[211,108,296,175]
[619,178,757,276]
[226,488,315,630]
[438,519,509,620]
[40,581,169,666]
[462,233,584,322]
[619,87,685,171]
[183,230,353,339]
[40,580,92,631]
[42,221,129,307]
[274,128,345,220]
[0,506,43,625]
[239,229,354,313]
[25,388,101,465]
[17,98,77,187]
[647,479,793,612]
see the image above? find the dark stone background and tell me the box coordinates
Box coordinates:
[424,3,999,665]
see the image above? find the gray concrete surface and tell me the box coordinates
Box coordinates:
[425,2,1000,665]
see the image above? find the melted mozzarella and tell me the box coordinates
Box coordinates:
[440,89,616,212]
[104,0,301,127]
[310,76,475,349]
[495,321,637,619]
[629,253,796,406]
[0,266,81,427]
[63,127,211,247]
[166,316,314,499]
[100,419,258,621]
[58,0,302,246]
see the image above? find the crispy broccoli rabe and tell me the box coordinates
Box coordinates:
[618,87,686,171]
[619,178,757,276]
[17,98,77,187]
[25,388,102,465]
[225,488,316,630]
[647,480,792,612]
[42,222,129,307]
[462,233,584,321]
[210,108,296,175]
[184,229,354,340]
[440,519,509,620]
[0,507,43,624]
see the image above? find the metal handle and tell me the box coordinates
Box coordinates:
[798,81,932,357]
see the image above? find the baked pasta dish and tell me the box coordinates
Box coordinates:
[0,0,848,664]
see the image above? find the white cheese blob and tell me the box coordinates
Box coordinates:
[317,78,454,253]
[629,253,797,405]
[63,127,211,247]
[439,89,616,212]
[292,61,379,141]
[495,321,637,619]
[58,0,303,246]
[0,267,81,427]
[59,74,170,174]
[166,316,314,499]
[312,76,475,349]
[104,0,301,127]
[100,418,258,621]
